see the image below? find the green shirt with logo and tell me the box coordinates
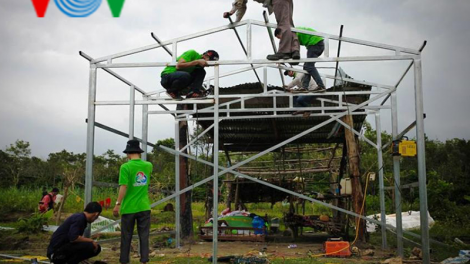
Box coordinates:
[119,159,153,214]
[296,27,324,47]
[161,49,202,76]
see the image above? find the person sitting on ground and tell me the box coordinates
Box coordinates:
[283,70,318,92]
[160,49,219,99]
[38,187,59,213]
[223,0,300,61]
[47,202,103,264]
[275,26,326,92]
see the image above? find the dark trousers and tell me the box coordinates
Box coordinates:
[160,67,206,94]
[120,210,151,264]
[48,242,101,264]
[295,95,313,108]
[302,41,325,89]
[273,0,299,54]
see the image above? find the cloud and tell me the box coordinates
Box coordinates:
[0,0,469,158]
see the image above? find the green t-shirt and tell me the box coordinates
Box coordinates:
[118,159,153,214]
[161,49,202,76]
[296,27,324,47]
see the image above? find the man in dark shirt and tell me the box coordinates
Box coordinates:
[47,202,102,264]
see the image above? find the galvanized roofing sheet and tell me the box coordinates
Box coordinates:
[195,82,371,151]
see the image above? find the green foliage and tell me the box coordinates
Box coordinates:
[17,212,48,234]
[1,131,470,228]
[0,187,43,214]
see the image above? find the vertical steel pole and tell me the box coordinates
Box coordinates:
[212,65,220,264]
[391,92,404,256]
[175,121,181,248]
[84,64,97,237]
[263,66,268,93]
[172,41,178,63]
[324,38,330,58]
[375,111,387,249]
[142,95,149,161]
[246,22,252,61]
[414,58,430,264]
[129,85,135,139]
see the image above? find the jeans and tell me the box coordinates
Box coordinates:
[48,242,101,264]
[160,67,206,94]
[120,210,151,264]
[295,95,313,108]
[302,40,325,89]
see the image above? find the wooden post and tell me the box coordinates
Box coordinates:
[342,115,366,241]
[177,104,193,239]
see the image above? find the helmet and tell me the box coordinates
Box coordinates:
[203,50,219,61]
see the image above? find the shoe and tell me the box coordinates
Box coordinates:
[313,86,326,93]
[292,111,304,116]
[166,91,182,100]
[289,87,307,93]
[186,91,205,98]
[267,53,291,60]
[292,50,300,60]
[302,111,311,118]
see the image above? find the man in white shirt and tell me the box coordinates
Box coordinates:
[284,70,318,91]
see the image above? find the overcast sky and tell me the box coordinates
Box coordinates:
[0,0,469,158]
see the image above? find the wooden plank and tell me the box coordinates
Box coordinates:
[342,114,366,241]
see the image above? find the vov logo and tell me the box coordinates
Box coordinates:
[31,0,126,17]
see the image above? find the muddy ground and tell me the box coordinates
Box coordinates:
[0,230,404,263]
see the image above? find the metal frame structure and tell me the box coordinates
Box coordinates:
[81,19,431,264]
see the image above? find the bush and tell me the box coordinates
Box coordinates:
[17,212,49,234]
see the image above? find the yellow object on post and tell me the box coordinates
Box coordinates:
[399,140,417,157]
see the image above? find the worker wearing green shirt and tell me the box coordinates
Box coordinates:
[275,27,326,92]
[160,49,219,99]
[113,139,153,264]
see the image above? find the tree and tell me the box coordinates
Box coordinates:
[4,140,31,187]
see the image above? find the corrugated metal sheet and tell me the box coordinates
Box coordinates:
[195,82,371,151]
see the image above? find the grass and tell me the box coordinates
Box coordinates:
[367,220,470,262]
[0,187,334,231]
[4,188,470,262]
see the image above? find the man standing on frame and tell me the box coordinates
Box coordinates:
[223,0,300,60]
[275,26,326,92]
[113,139,153,264]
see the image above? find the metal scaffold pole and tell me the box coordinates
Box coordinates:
[391,92,404,256]
[142,95,149,161]
[414,58,430,264]
[212,65,220,264]
[175,121,181,248]
[84,64,97,237]
[375,111,387,249]
[129,85,135,139]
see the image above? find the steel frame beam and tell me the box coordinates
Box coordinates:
[83,18,429,263]
[96,55,417,69]
[91,119,439,251]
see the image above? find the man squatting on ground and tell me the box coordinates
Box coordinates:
[47,202,102,264]
[39,187,59,213]
[223,0,300,60]
[160,49,219,99]
[113,139,153,264]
